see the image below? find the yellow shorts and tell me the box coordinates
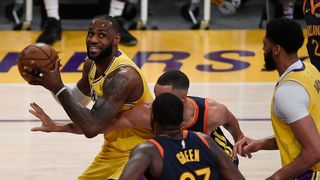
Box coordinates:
[78,156,128,180]
[79,128,153,180]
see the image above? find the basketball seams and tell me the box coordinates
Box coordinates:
[44,52,59,69]
[48,47,57,62]
[32,45,51,58]
[18,43,58,82]
[43,57,57,69]
[18,45,52,61]
[18,43,58,71]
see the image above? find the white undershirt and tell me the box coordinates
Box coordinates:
[273,60,310,124]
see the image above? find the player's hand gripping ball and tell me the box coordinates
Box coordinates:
[17,43,59,83]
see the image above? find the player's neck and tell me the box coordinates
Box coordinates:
[157,128,182,139]
[95,50,118,75]
[277,54,299,76]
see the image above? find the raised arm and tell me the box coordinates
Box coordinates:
[29,102,83,134]
[206,99,244,142]
[25,59,143,138]
[203,133,245,180]
[38,59,92,134]
[58,67,141,138]
[29,102,151,135]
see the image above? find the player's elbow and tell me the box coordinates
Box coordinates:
[304,144,320,164]
[84,132,98,138]
[82,128,100,138]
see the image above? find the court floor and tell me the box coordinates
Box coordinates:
[0,30,308,179]
[0,83,280,180]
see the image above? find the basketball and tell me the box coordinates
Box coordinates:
[17,43,59,82]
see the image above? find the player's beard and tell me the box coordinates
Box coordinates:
[88,42,113,62]
[264,51,277,71]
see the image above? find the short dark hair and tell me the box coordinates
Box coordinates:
[152,93,183,127]
[92,14,120,33]
[156,70,189,90]
[266,18,304,54]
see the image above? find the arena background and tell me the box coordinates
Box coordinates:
[0,0,309,179]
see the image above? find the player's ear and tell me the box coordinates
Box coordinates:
[273,44,281,56]
[113,33,121,46]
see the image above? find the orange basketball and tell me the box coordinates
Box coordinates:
[17,43,59,83]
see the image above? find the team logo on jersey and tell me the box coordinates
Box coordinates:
[181,140,186,149]
[306,8,311,13]
[314,80,320,94]
[91,90,98,102]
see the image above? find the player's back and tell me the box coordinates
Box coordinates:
[147,130,219,180]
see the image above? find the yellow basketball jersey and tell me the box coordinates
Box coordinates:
[271,62,320,171]
[80,50,153,179]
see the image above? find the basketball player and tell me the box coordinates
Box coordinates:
[303,0,320,71]
[24,15,152,180]
[30,70,245,165]
[233,18,320,179]
[153,70,244,165]
[119,93,245,180]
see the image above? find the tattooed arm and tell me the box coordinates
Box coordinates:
[56,66,143,138]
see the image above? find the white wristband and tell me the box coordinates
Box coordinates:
[55,86,67,97]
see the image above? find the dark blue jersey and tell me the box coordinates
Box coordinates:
[146,130,219,180]
[182,96,208,134]
[304,0,320,71]
[182,96,239,165]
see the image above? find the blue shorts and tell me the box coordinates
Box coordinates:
[296,170,319,180]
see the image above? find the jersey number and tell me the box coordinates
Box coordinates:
[312,39,320,56]
[180,167,211,180]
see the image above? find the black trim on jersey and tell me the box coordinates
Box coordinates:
[186,96,239,166]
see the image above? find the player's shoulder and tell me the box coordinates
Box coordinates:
[194,131,220,149]
[133,141,158,156]
[207,98,220,106]
[207,98,227,113]
[195,131,212,139]
[112,66,142,83]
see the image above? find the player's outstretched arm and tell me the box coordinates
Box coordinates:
[29,102,142,134]
[206,99,244,142]
[232,136,278,159]
[24,59,143,138]
[29,102,83,134]
[58,66,143,138]
[203,133,245,180]
[120,103,152,129]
